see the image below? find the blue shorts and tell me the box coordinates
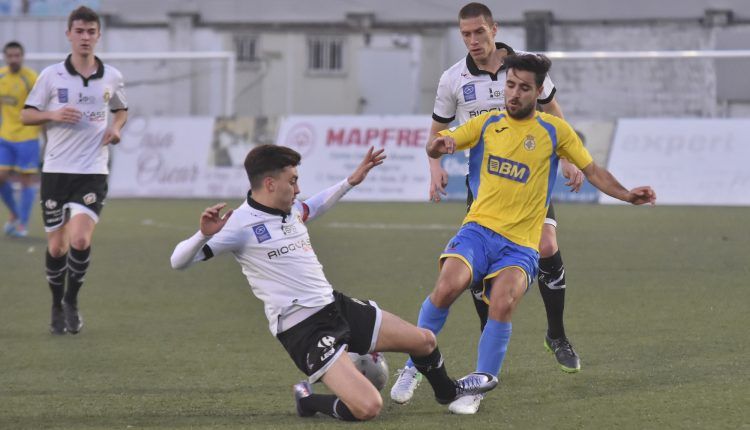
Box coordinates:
[440,222,539,303]
[0,138,40,173]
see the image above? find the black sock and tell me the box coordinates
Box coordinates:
[64,247,91,306]
[472,294,489,333]
[538,250,566,340]
[300,394,360,421]
[410,346,456,403]
[45,249,67,306]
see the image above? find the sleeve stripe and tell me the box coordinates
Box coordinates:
[23,105,40,111]
[537,87,556,105]
[432,113,455,124]
[301,202,310,222]
[201,244,214,261]
[110,108,129,113]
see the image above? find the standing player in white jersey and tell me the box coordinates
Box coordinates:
[21,6,128,335]
[170,145,496,422]
[391,2,584,408]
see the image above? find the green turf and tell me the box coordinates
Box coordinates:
[1,200,748,429]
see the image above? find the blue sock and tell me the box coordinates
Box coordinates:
[405,297,450,368]
[18,186,36,226]
[476,319,512,377]
[0,181,18,219]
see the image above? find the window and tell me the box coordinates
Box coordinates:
[233,34,259,64]
[307,36,345,74]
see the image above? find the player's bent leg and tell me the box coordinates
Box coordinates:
[376,311,460,404]
[473,269,527,381]
[374,310,435,355]
[431,257,472,308]
[318,352,383,420]
[392,257,471,404]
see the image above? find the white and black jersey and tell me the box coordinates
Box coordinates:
[432,43,556,125]
[171,179,354,335]
[24,55,127,175]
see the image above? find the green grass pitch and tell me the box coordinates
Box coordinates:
[1,200,748,429]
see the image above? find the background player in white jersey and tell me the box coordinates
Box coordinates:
[21,6,128,335]
[171,145,495,422]
[0,41,40,237]
[391,2,585,404]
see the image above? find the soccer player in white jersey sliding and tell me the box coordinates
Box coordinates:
[170,145,496,422]
[21,6,128,335]
[392,1,585,409]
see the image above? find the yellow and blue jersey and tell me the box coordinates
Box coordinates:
[0,66,40,143]
[438,110,593,251]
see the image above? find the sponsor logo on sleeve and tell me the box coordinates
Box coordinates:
[252,224,272,243]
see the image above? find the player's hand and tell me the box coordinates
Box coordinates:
[51,106,82,124]
[102,127,121,145]
[347,147,386,186]
[626,186,656,206]
[200,203,234,236]
[561,159,584,193]
[429,164,449,202]
[429,136,456,156]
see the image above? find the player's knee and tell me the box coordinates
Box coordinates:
[352,394,382,421]
[432,278,463,307]
[418,328,437,355]
[488,292,515,320]
[538,230,558,258]
[48,244,68,257]
[69,236,91,251]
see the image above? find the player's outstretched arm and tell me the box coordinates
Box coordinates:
[347,146,386,186]
[200,203,234,236]
[582,162,656,205]
[170,203,233,270]
[302,147,385,222]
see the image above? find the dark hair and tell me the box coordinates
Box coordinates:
[68,6,100,31]
[244,145,301,190]
[3,41,23,54]
[459,2,494,24]
[504,53,551,88]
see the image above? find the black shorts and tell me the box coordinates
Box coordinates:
[465,174,557,223]
[40,173,108,231]
[276,291,382,382]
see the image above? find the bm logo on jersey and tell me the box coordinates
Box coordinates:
[487,155,530,183]
[462,84,476,102]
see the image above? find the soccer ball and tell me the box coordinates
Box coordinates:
[349,352,389,391]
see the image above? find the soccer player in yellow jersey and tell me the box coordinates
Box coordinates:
[0,41,40,237]
[417,53,656,414]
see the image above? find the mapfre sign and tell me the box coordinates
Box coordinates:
[277,116,432,201]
